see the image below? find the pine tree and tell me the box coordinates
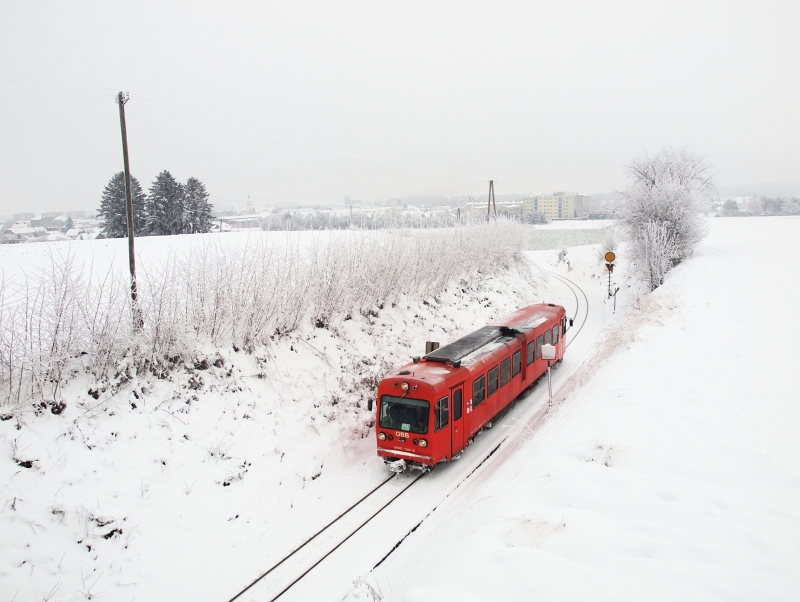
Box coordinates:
[184,177,213,234]
[146,171,184,235]
[65,216,74,231]
[98,172,147,238]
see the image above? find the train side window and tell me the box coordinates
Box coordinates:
[545,330,552,346]
[536,335,544,359]
[453,389,462,421]
[512,350,521,376]
[434,396,449,431]
[526,341,535,365]
[553,325,559,344]
[472,376,485,407]
[500,358,511,387]
[487,366,499,397]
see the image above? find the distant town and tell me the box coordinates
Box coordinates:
[2,191,795,244]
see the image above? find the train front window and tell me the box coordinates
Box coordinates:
[379,396,430,434]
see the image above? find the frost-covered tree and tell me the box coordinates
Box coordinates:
[720,199,740,217]
[98,172,147,238]
[183,177,213,233]
[523,211,550,225]
[146,170,184,235]
[630,221,680,290]
[784,197,800,215]
[617,148,715,290]
[760,197,784,215]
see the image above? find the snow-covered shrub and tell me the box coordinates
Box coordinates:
[598,226,618,260]
[617,148,715,290]
[0,219,528,414]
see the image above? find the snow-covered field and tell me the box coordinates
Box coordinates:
[348,216,800,601]
[528,220,613,251]
[0,222,550,601]
[5,216,796,602]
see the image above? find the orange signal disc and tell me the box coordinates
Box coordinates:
[604,251,616,262]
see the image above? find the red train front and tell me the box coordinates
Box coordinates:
[372,303,568,472]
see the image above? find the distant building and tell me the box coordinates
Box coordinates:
[31,216,56,229]
[13,212,35,221]
[522,193,590,220]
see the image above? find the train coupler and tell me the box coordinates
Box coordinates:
[386,458,406,474]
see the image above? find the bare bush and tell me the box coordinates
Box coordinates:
[0,220,528,414]
[617,148,714,290]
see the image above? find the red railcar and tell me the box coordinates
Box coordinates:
[372,303,569,472]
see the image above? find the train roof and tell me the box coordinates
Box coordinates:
[423,325,509,364]
[424,303,563,364]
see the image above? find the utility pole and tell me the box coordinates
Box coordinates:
[117,92,143,330]
[486,179,497,222]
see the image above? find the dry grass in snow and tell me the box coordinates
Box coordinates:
[0,220,527,416]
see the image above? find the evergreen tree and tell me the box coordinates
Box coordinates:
[98,172,147,238]
[65,216,74,231]
[184,177,213,233]
[146,170,184,235]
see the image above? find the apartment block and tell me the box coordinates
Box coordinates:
[522,193,590,220]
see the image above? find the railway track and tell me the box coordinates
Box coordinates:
[227,472,423,601]
[542,268,590,347]
[227,268,592,602]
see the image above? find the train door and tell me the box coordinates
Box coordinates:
[450,384,465,455]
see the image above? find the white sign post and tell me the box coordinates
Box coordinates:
[541,343,556,406]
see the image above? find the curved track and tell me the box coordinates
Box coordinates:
[227,268,593,602]
[541,268,590,347]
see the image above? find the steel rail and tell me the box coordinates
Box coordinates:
[541,269,589,348]
[269,473,424,601]
[227,473,398,601]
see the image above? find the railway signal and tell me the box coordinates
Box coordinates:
[604,251,616,299]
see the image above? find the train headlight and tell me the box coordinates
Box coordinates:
[378,432,386,441]
[418,439,427,448]
[400,381,409,392]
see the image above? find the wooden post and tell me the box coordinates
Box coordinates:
[117,92,142,330]
[487,179,497,222]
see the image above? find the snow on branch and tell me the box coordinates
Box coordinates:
[0,220,528,414]
[617,148,715,290]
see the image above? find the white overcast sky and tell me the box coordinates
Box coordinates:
[1,1,799,214]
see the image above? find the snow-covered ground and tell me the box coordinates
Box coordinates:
[347,216,800,601]
[0,224,572,601]
[8,216,795,602]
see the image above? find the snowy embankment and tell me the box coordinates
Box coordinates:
[349,216,800,601]
[0,222,551,601]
